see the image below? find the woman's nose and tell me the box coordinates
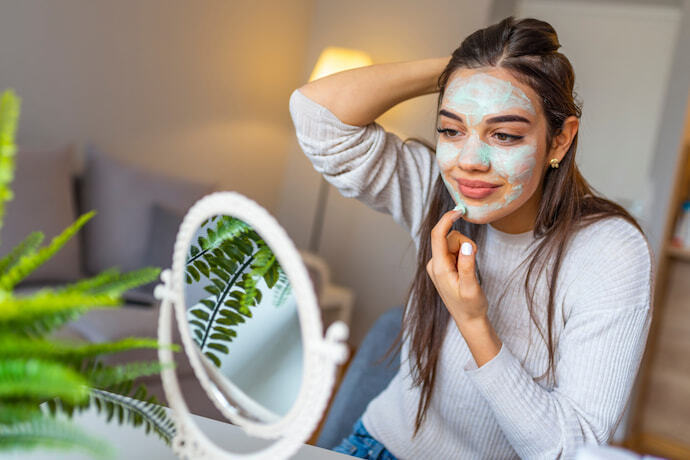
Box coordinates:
[458,133,491,171]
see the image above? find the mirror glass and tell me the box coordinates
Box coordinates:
[183,214,303,423]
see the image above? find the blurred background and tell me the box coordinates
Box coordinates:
[1,0,689,456]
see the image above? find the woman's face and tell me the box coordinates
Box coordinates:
[436,67,551,228]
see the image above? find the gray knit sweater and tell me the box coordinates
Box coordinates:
[289,88,654,460]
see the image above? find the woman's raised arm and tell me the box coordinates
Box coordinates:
[289,56,450,242]
[298,56,450,127]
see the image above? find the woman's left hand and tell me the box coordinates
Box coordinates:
[426,209,489,326]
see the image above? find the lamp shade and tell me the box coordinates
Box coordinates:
[309,47,373,82]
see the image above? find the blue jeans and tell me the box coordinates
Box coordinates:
[332,418,398,459]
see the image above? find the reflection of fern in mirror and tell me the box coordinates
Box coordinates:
[184,215,292,367]
[0,89,177,458]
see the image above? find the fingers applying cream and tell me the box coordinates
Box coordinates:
[453,203,467,215]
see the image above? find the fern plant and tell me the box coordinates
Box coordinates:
[185,215,292,367]
[0,89,177,458]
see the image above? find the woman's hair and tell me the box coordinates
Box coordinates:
[391,16,645,437]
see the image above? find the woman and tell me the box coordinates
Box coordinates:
[289,16,654,459]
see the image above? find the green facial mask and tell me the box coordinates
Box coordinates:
[436,73,538,220]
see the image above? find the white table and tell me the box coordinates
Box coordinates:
[7,405,351,460]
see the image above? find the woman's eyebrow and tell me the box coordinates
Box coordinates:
[439,110,531,125]
[485,114,531,124]
[439,109,464,123]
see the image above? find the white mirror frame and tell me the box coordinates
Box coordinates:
[155,191,349,460]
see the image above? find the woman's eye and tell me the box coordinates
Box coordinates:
[494,132,523,143]
[436,128,462,138]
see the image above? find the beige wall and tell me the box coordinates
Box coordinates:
[0,0,314,213]
[278,1,492,345]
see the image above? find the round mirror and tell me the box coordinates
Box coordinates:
[156,191,349,460]
[183,215,302,423]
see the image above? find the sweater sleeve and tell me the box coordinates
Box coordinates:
[461,220,654,459]
[288,88,438,241]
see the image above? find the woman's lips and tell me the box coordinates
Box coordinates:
[457,181,502,199]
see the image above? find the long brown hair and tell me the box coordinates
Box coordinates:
[392,16,646,437]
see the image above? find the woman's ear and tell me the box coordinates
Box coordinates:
[549,116,579,163]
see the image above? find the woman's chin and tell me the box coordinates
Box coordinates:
[464,217,488,225]
[458,208,509,225]
[456,212,489,225]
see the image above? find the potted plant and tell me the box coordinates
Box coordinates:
[0,89,176,458]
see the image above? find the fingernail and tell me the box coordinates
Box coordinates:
[461,242,473,256]
[453,204,467,215]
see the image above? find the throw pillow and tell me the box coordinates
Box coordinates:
[80,145,213,276]
[2,146,82,283]
[124,203,185,304]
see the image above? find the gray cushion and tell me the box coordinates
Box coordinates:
[143,203,183,270]
[124,204,184,304]
[2,146,82,283]
[80,146,212,275]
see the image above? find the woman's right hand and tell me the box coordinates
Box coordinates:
[298,56,451,127]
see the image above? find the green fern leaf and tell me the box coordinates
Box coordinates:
[219,309,244,323]
[199,299,215,310]
[0,336,163,362]
[0,90,20,236]
[189,319,205,330]
[204,351,221,367]
[228,290,243,301]
[215,316,240,326]
[203,285,220,297]
[187,264,200,282]
[0,90,20,150]
[273,268,292,308]
[0,359,89,404]
[207,228,217,245]
[0,291,121,336]
[193,329,203,343]
[0,232,43,276]
[263,261,279,288]
[234,238,253,256]
[185,215,253,268]
[58,267,161,296]
[209,333,233,342]
[224,299,239,309]
[184,218,292,369]
[0,402,41,423]
[238,245,275,312]
[190,308,209,321]
[212,326,236,337]
[209,277,224,291]
[55,383,175,445]
[210,266,229,282]
[206,342,228,354]
[193,260,209,278]
[85,361,169,389]
[215,254,237,273]
[0,416,114,458]
[0,211,96,290]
